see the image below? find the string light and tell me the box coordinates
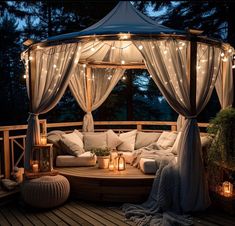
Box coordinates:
[138,45,143,50]
[53,64,57,68]
[221,52,225,57]
[122,76,126,80]
[121,60,125,64]
[29,56,33,61]
[91,47,95,51]
[83,64,86,68]
[23,74,26,79]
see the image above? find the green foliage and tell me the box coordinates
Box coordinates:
[90,147,110,157]
[207,108,235,166]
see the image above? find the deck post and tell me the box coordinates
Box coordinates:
[137,124,142,131]
[171,125,177,131]
[3,130,10,178]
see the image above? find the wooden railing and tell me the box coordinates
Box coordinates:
[0,120,209,179]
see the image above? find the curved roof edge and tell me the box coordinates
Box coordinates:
[43,1,186,43]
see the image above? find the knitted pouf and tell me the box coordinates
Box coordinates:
[21,175,70,208]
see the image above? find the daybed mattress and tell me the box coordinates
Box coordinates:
[56,152,97,167]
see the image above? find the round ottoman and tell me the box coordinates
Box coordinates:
[21,175,70,208]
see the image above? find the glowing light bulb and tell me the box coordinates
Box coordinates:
[29,56,33,61]
[221,52,225,57]
[122,76,126,80]
[232,65,235,69]
[149,75,152,78]
[228,49,232,53]
[163,50,167,54]
[91,47,95,51]
[83,64,86,68]
[23,74,26,79]
[111,46,116,50]
[53,64,57,68]
[138,45,143,50]
[222,57,228,62]
[121,60,125,64]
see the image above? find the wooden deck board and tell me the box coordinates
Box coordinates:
[0,199,235,226]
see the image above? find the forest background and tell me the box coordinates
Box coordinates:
[0,0,234,126]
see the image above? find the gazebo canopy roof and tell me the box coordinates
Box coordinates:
[44,1,185,43]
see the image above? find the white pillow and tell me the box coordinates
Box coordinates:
[107,130,123,149]
[171,132,181,155]
[74,129,83,140]
[84,133,107,151]
[62,130,83,148]
[156,131,177,149]
[117,130,137,152]
[135,132,161,150]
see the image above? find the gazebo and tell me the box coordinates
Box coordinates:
[21,0,234,222]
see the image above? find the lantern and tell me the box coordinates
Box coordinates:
[222,181,233,197]
[32,144,53,173]
[40,134,47,145]
[115,153,126,171]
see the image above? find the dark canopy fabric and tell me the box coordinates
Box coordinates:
[45,1,185,42]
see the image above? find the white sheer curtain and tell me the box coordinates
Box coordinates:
[215,56,234,109]
[23,43,81,169]
[69,66,124,131]
[135,39,222,212]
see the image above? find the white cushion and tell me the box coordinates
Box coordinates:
[156,131,177,149]
[84,133,107,151]
[74,129,83,140]
[59,137,85,156]
[56,152,97,167]
[107,130,123,149]
[171,132,182,155]
[139,158,157,174]
[62,130,83,149]
[135,132,161,149]
[117,130,137,152]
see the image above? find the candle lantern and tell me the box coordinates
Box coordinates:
[40,134,47,145]
[115,153,126,171]
[222,181,233,197]
[32,161,39,173]
[32,144,53,173]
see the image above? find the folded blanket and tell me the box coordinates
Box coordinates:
[131,142,175,168]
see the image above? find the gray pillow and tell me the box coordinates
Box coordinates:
[47,130,66,148]
[135,132,161,150]
[84,133,107,151]
[59,137,85,157]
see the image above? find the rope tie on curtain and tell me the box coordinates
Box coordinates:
[27,112,39,122]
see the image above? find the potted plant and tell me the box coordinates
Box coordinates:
[207,107,235,188]
[90,147,110,169]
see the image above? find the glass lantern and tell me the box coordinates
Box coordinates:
[222,181,233,197]
[115,153,126,171]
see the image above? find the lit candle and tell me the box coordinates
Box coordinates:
[109,162,114,171]
[222,181,233,197]
[40,135,47,145]
[32,163,39,173]
[119,163,124,170]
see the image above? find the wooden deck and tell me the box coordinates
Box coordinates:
[0,199,235,226]
[57,165,155,203]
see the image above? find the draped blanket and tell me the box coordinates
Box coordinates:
[123,145,193,226]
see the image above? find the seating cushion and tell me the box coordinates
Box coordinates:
[62,130,84,149]
[135,132,161,150]
[156,131,177,149]
[107,130,123,149]
[83,133,107,150]
[120,152,134,164]
[56,152,97,167]
[139,158,157,174]
[59,137,85,157]
[117,130,137,152]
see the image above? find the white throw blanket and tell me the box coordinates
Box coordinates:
[123,145,193,226]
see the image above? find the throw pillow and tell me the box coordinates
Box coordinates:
[84,133,107,151]
[135,132,161,150]
[117,130,137,152]
[171,132,182,155]
[62,130,84,149]
[59,137,85,156]
[47,130,66,148]
[156,131,178,149]
[106,130,123,149]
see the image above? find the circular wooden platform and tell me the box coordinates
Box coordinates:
[57,165,155,203]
